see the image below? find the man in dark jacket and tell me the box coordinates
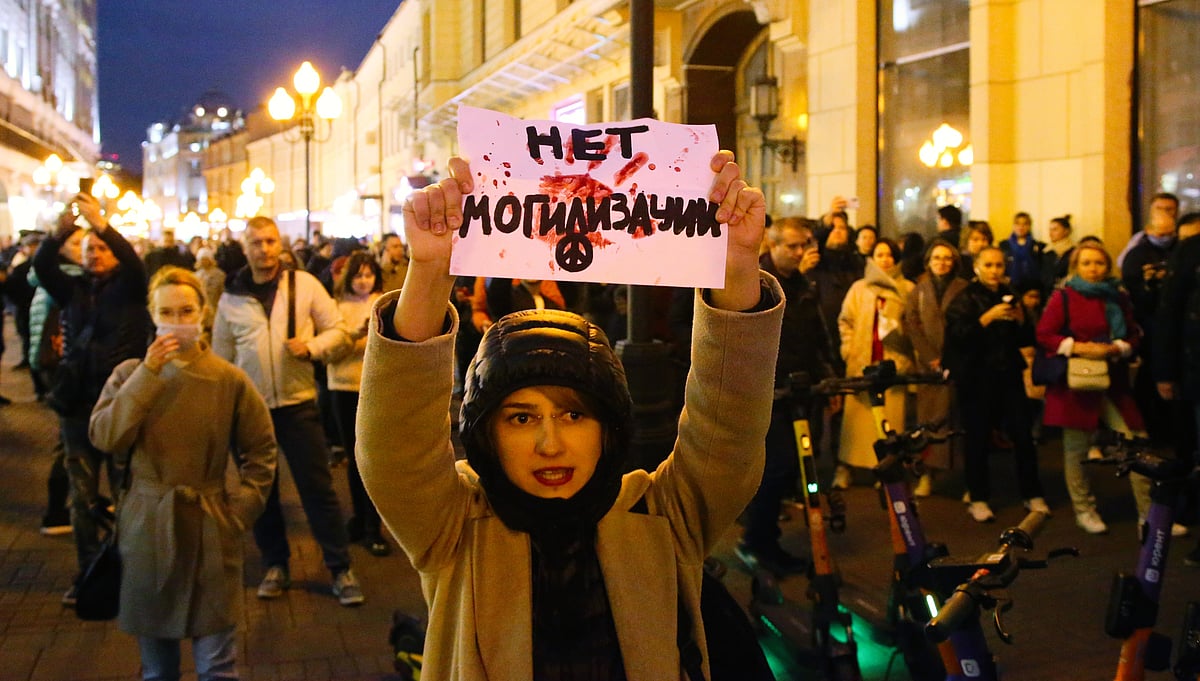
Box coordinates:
[737,217,839,575]
[32,194,150,603]
[1124,192,1180,446]
[142,227,195,277]
[1154,227,1200,564]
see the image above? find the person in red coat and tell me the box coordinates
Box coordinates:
[1036,242,1149,535]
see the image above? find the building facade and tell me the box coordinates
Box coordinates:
[0,0,99,240]
[141,90,242,228]
[200,0,1198,250]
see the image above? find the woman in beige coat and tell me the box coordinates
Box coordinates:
[901,239,967,495]
[833,238,915,487]
[358,152,783,680]
[90,266,277,681]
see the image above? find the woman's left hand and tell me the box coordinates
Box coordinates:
[707,151,765,311]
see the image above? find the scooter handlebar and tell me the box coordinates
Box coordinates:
[926,586,980,643]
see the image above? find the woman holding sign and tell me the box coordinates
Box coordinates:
[357,151,782,679]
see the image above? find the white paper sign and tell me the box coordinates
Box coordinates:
[450,105,724,288]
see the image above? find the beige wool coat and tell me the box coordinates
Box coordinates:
[837,261,915,469]
[902,273,967,470]
[357,276,784,681]
[89,348,277,639]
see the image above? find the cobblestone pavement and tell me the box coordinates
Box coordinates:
[0,318,420,681]
[3,314,1199,681]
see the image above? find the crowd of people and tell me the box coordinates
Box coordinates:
[1,170,1199,677]
[734,195,1200,577]
[0,200,414,678]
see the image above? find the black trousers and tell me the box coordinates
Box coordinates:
[959,373,1044,503]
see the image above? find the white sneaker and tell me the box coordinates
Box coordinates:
[1075,510,1108,535]
[1023,497,1052,516]
[1172,523,1190,538]
[831,465,852,490]
[913,473,933,498]
[967,501,995,523]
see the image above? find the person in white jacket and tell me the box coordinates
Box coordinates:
[212,216,364,606]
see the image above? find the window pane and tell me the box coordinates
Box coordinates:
[1139,0,1200,217]
[880,0,970,63]
[879,0,970,237]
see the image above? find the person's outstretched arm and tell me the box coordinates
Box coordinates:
[391,157,473,340]
[706,150,766,312]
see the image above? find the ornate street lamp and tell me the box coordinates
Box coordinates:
[269,61,342,242]
[749,76,801,173]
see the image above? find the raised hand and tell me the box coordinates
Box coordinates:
[707,151,766,311]
[401,157,473,268]
[144,333,180,373]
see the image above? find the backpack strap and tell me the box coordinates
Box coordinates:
[629,494,707,681]
[287,268,296,339]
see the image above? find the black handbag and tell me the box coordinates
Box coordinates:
[1031,290,1070,386]
[74,505,121,621]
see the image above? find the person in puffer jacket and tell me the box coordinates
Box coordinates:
[358,151,783,681]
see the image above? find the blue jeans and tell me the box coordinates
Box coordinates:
[138,627,237,680]
[253,401,351,575]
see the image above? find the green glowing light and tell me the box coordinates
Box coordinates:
[926,593,939,617]
[807,483,819,493]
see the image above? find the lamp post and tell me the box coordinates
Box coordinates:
[269,61,342,243]
[31,153,67,229]
[749,77,802,174]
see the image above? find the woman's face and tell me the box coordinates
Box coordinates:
[966,230,990,256]
[975,249,1007,287]
[351,264,376,297]
[1048,220,1069,242]
[1076,247,1110,283]
[489,386,602,499]
[1021,289,1043,312]
[927,245,956,277]
[856,229,877,256]
[871,242,895,272]
[150,284,204,326]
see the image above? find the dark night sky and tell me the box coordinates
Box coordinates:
[97,1,403,176]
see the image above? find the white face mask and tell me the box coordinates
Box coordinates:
[156,322,204,351]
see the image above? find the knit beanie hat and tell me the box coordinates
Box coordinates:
[459,309,633,534]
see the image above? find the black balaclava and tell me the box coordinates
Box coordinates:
[459,309,633,535]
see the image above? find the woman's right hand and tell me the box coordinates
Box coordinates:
[144,333,180,374]
[401,157,473,268]
[1072,341,1113,360]
[980,302,1017,326]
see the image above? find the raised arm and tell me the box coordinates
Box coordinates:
[32,213,79,308]
[392,157,474,341]
[707,150,766,311]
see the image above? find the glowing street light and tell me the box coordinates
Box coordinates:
[269,61,342,242]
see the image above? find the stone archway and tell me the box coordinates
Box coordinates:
[683,10,765,148]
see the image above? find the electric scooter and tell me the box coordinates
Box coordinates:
[812,359,955,681]
[744,371,861,680]
[1088,432,1200,681]
[923,511,1077,681]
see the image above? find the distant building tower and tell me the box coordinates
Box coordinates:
[142,89,243,228]
[0,0,100,239]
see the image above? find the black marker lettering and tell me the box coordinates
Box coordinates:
[461,195,491,237]
[603,125,650,158]
[494,195,522,234]
[526,125,563,160]
[572,128,606,161]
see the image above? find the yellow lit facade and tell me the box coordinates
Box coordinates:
[197,0,1187,248]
